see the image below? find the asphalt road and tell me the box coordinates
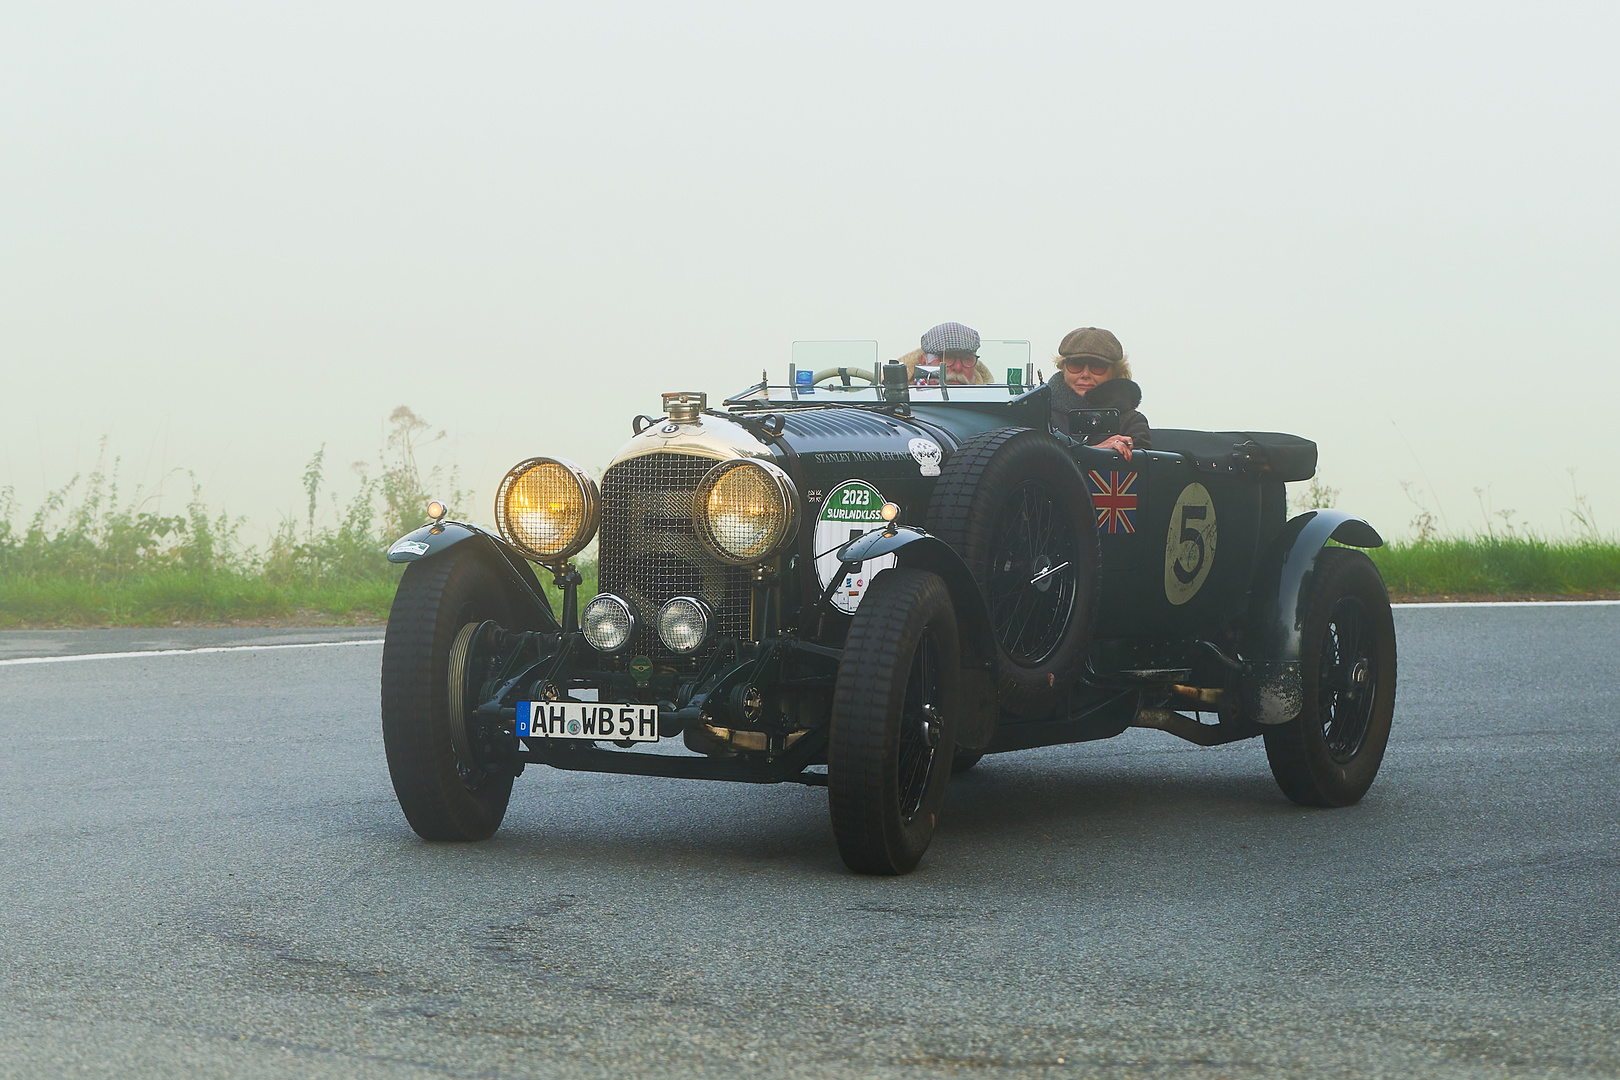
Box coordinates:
[2,607,1616,1079]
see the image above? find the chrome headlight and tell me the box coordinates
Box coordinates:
[692,458,799,565]
[657,596,711,654]
[581,594,636,654]
[494,457,600,564]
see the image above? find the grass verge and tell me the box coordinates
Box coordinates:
[1368,537,1620,599]
[5,539,1617,629]
[0,570,402,628]
[0,560,599,629]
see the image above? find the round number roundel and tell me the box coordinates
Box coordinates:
[1164,482,1217,606]
[814,480,896,614]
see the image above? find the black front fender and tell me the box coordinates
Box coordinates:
[1242,509,1385,724]
[387,522,561,634]
[837,526,998,750]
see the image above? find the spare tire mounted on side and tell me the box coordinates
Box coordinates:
[924,427,1099,714]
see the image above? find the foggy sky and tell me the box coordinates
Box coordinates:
[3,1,1616,546]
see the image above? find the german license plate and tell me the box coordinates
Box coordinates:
[516,701,660,742]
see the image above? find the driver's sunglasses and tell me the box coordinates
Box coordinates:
[1061,357,1114,375]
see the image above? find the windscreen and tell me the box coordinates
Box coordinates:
[977,339,1032,382]
[790,340,879,380]
[727,337,1039,402]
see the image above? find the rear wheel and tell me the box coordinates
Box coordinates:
[925,428,1099,713]
[829,569,961,875]
[1263,548,1398,807]
[381,546,524,840]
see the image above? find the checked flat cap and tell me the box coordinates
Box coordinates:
[920,322,980,355]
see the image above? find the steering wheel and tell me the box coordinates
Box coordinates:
[812,366,878,387]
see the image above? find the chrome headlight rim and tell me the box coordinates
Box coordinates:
[581,593,637,654]
[656,595,713,655]
[692,457,800,566]
[494,456,601,565]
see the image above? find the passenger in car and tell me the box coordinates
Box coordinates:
[1046,327,1152,460]
[899,322,995,385]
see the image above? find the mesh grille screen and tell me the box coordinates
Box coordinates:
[600,452,751,668]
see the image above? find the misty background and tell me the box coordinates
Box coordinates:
[3,1,1615,549]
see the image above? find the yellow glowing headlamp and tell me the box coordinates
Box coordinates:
[692,458,799,565]
[494,457,600,564]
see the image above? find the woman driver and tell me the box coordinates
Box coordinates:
[1046,327,1151,460]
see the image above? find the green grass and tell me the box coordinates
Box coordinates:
[1367,536,1620,597]
[0,559,598,628]
[0,569,403,627]
[8,536,1618,628]
[1,422,1613,628]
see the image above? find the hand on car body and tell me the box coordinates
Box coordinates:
[1046,326,1153,460]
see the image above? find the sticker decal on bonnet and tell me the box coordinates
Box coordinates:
[908,438,943,477]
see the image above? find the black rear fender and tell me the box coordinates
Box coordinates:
[1241,509,1385,724]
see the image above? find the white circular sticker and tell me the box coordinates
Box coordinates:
[908,438,942,477]
[1164,482,1217,606]
[814,480,897,614]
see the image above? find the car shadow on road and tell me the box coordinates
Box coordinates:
[941,748,1293,838]
[367,742,1309,880]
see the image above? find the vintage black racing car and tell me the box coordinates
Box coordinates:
[380,355,1397,875]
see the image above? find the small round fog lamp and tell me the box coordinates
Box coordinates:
[657,596,712,655]
[426,499,447,521]
[581,594,636,654]
[880,502,900,522]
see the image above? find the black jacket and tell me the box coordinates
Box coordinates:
[1047,374,1152,449]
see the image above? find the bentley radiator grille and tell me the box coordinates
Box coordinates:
[599,452,751,668]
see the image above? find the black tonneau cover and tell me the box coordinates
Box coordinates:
[1152,429,1318,483]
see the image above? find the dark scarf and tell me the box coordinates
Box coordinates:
[1046,372,1143,414]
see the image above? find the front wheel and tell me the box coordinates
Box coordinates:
[1263,548,1398,807]
[381,546,526,840]
[828,569,961,875]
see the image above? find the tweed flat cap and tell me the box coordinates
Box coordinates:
[1058,327,1123,365]
[920,322,980,355]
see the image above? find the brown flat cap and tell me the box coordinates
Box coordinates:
[1058,327,1123,365]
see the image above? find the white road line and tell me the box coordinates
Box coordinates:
[1393,600,1620,609]
[0,639,385,667]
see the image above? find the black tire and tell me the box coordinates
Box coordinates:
[381,546,523,840]
[1263,548,1398,807]
[951,751,985,775]
[924,427,1099,713]
[829,569,961,875]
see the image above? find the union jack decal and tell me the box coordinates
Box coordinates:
[1087,470,1139,534]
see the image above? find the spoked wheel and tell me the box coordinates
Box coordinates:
[381,545,525,840]
[925,428,1098,713]
[984,479,1080,665]
[1264,548,1398,807]
[829,568,961,875]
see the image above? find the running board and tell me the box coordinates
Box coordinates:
[1132,707,1254,746]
